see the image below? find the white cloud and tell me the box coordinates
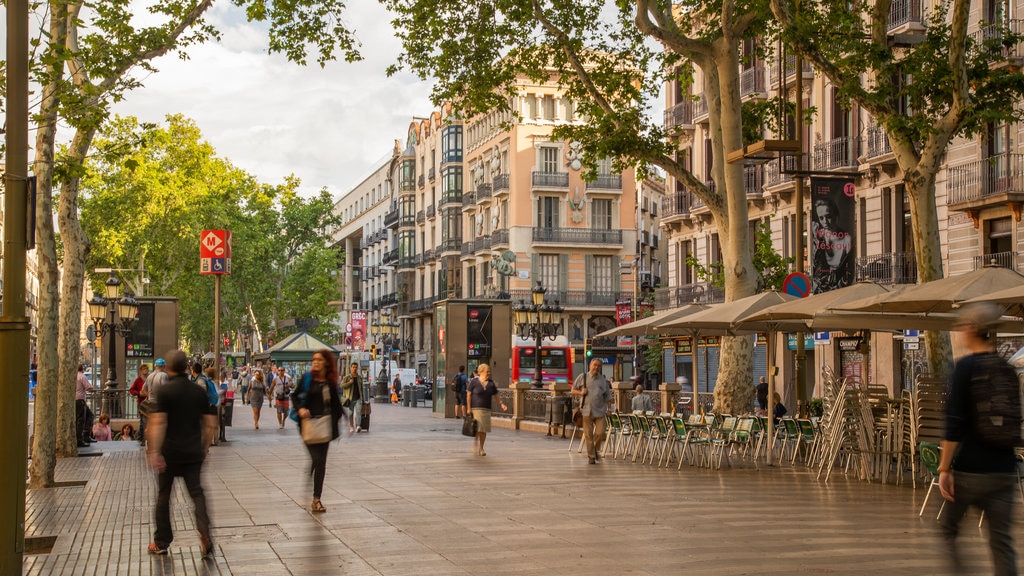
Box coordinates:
[112,2,434,198]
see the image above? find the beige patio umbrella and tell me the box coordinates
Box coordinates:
[836,265,1024,314]
[592,303,708,339]
[961,283,1024,316]
[655,290,798,465]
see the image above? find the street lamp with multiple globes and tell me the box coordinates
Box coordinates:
[513,281,564,388]
[87,274,139,417]
[370,309,399,402]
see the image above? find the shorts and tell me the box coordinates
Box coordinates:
[275,398,290,414]
[472,409,492,433]
[455,391,466,406]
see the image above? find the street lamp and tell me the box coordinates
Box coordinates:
[371,309,400,402]
[513,281,564,388]
[87,273,139,417]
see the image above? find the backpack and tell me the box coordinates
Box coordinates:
[971,352,1023,449]
[198,375,219,407]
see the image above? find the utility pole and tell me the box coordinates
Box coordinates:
[2,0,32,569]
[793,39,808,417]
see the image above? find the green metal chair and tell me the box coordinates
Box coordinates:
[918,441,944,518]
[602,413,623,458]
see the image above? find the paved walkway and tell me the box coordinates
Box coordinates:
[22,400,1018,575]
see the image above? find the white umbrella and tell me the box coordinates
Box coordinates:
[837,265,1024,314]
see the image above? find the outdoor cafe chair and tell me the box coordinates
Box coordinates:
[649,415,673,466]
[632,413,655,463]
[729,416,758,467]
[709,416,738,469]
[776,418,801,464]
[614,412,641,459]
[918,441,945,519]
[603,413,623,459]
[673,417,709,469]
[794,418,818,464]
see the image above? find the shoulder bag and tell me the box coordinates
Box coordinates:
[300,384,333,444]
[461,414,478,437]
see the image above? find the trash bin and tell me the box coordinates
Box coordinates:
[546,395,571,437]
[402,386,411,407]
[409,385,418,408]
[222,396,234,426]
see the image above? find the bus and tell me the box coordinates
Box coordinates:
[511,336,573,388]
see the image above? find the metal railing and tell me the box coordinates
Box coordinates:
[663,100,694,132]
[491,229,509,246]
[855,252,917,284]
[507,289,630,307]
[426,204,436,218]
[662,191,691,218]
[889,0,923,30]
[476,183,492,202]
[744,164,764,197]
[531,171,570,188]
[947,153,1024,204]
[86,389,140,420]
[970,20,1024,59]
[655,283,726,307]
[740,66,766,97]
[973,252,1020,271]
[768,56,813,85]
[813,136,857,170]
[493,173,510,193]
[440,190,462,206]
[587,174,623,190]
[865,125,893,159]
[384,210,399,227]
[532,227,623,245]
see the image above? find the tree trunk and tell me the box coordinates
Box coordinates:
[904,167,953,379]
[57,129,98,458]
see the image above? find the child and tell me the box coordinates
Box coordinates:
[119,423,136,441]
[92,413,112,441]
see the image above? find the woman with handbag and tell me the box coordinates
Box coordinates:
[466,363,507,457]
[292,349,343,513]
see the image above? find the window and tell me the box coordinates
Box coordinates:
[987,217,1013,255]
[537,196,560,228]
[591,199,612,230]
[537,254,559,289]
[542,95,555,120]
[588,255,614,293]
[467,264,477,297]
[596,157,613,175]
[442,166,463,194]
[540,146,560,173]
[527,94,538,118]
[442,126,462,163]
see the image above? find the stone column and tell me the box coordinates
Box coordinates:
[611,380,632,413]
[509,381,532,430]
[659,382,681,415]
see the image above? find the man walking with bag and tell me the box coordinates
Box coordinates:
[146,349,217,557]
[571,358,612,464]
[939,302,1020,575]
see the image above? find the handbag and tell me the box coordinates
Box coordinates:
[301,415,332,444]
[461,415,478,437]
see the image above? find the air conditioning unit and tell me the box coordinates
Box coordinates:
[350,302,362,311]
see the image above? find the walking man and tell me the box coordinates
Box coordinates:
[939,302,1019,575]
[146,349,217,557]
[571,358,613,464]
[75,364,94,447]
[454,365,469,418]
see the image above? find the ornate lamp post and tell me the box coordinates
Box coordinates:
[87,274,139,417]
[371,309,400,402]
[513,281,564,388]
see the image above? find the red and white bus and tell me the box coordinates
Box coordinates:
[511,336,573,388]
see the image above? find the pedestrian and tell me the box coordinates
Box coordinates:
[75,364,95,447]
[141,358,168,410]
[340,362,362,434]
[453,365,469,418]
[392,374,402,404]
[571,358,613,464]
[247,368,268,430]
[239,367,251,405]
[939,302,1019,575]
[756,376,769,414]
[273,370,293,430]
[291,349,343,513]
[631,384,654,413]
[92,413,113,441]
[772,392,787,424]
[467,363,507,457]
[146,349,216,557]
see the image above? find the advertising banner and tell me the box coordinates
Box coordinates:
[809,177,855,294]
[466,306,492,358]
[615,298,632,326]
[350,310,367,350]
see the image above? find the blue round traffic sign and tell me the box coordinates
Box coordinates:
[782,272,811,298]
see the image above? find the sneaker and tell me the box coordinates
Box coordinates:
[589,458,596,464]
[148,542,169,555]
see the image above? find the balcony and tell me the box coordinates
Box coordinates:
[400,178,415,193]
[743,165,764,199]
[974,251,1021,271]
[651,236,659,249]
[586,174,623,191]
[422,248,433,261]
[439,238,462,254]
[740,66,767,99]
[532,227,623,245]
[508,289,630,308]
[416,210,425,224]
[655,282,726,308]
[865,125,894,162]
[768,56,814,87]
[641,230,650,245]
[855,252,917,284]
[426,204,436,218]
[398,256,415,270]
[418,174,425,188]
[692,95,709,123]
[475,235,492,253]
[970,20,1024,68]
[462,193,476,208]
[493,173,510,196]
[531,171,570,189]
[383,248,398,266]
[491,228,509,246]
[428,167,436,181]
[661,191,692,220]
[399,213,416,228]
[813,136,858,171]
[383,210,399,228]
[461,240,475,256]
[947,153,1024,212]
[764,157,796,188]
[888,0,924,34]
[414,253,424,266]
[439,190,462,207]
[663,100,694,134]
[476,183,492,203]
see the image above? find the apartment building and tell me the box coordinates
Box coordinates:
[333,80,641,382]
[659,0,1024,404]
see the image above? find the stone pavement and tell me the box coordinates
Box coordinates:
[22,400,1018,575]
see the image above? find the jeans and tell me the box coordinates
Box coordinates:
[939,471,1018,576]
[307,442,330,498]
[153,461,210,549]
[581,415,607,459]
[75,399,92,443]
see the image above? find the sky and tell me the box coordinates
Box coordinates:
[109,2,434,199]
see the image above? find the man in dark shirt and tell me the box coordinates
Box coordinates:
[146,349,217,557]
[939,302,1018,575]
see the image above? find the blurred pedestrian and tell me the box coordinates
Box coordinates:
[939,302,1019,575]
[467,363,507,457]
[340,362,362,434]
[756,376,769,414]
[572,358,613,464]
[75,364,95,447]
[273,371,293,430]
[292,349,343,513]
[146,349,216,557]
